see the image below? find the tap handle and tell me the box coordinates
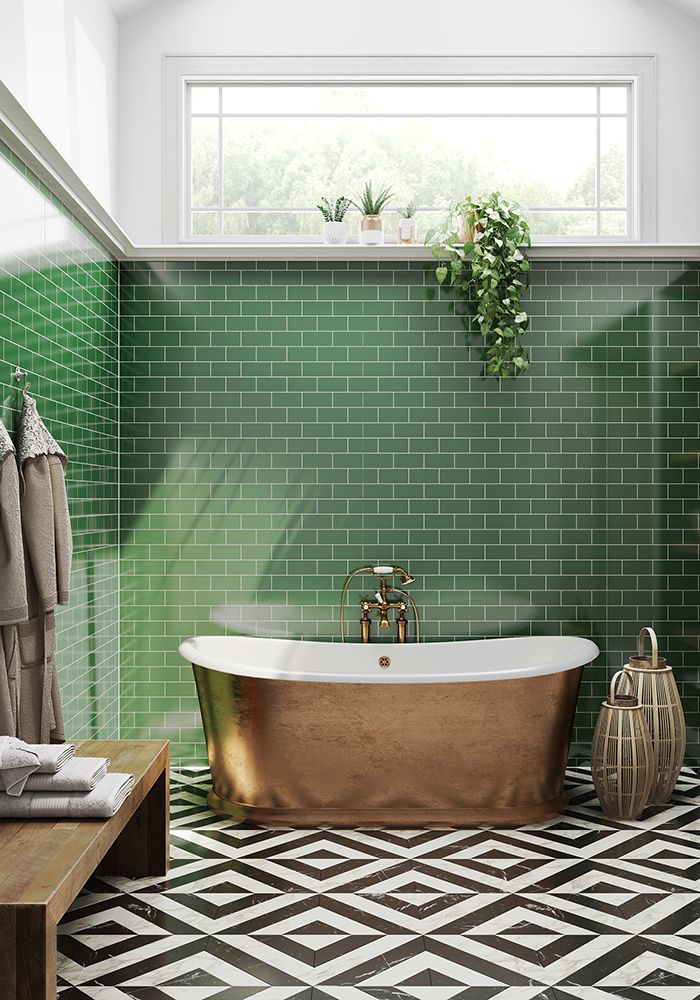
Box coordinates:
[360,602,371,643]
[397,613,407,643]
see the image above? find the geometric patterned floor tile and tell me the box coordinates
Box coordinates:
[57,768,700,996]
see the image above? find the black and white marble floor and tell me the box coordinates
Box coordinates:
[56,767,700,1000]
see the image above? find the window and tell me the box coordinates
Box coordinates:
[165,57,656,245]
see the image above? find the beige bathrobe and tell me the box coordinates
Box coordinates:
[0,397,72,743]
[0,420,26,735]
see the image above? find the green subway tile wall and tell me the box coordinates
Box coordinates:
[121,259,699,766]
[0,142,120,740]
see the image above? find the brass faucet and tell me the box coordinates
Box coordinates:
[340,565,420,643]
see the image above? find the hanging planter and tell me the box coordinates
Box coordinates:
[621,627,686,803]
[427,192,532,379]
[591,670,655,821]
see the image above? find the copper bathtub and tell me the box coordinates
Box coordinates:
[179,634,598,827]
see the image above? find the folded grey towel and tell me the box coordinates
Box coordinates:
[25,743,76,773]
[23,757,109,793]
[0,736,40,796]
[0,772,134,818]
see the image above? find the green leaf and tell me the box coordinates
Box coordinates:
[425,189,532,380]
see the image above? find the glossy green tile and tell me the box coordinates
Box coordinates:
[0,140,119,741]
[119,257,700,765]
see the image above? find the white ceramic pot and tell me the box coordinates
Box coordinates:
[359,215,383,245]
[323,221,347,244]
[398,217,418,244]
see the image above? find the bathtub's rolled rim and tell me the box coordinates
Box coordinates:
[179,633,599,683]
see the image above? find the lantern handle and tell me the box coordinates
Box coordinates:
[637,626,659,668]
[609,670,626,705]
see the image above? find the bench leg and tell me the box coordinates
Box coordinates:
[97,768,170,877]
[0,906,56,1000]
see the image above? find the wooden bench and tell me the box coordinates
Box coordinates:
[0,739,169,1000]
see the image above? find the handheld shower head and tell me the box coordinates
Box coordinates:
[392,565,415,585]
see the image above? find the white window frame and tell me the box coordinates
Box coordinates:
[163,55,657,245]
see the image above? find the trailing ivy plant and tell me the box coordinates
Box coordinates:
[427,192,532,378]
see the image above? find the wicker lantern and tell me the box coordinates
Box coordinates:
[621,627,686,804]
[591,671,655,821]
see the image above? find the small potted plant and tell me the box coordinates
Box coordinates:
[354,181,394,245]
[317,196,351,244]
[398,202,418,244]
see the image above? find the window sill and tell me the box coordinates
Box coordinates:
[127,241,700,262]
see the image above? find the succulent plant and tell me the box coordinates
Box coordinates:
[354,181,394,216]
[400,202,418,219]
[317,196,352,222]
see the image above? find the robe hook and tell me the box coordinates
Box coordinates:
[12,367,30,396]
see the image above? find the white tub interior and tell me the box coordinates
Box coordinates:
[179,634,599,684]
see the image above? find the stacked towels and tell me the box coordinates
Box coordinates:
[0,737,134,818]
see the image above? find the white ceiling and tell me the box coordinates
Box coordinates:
[663,0,700,17]
[107,0,159,19]
[107,0,700,21]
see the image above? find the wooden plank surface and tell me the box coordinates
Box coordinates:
[0,905,57,1000]
[97,756,170,877]
[0,740,168,919]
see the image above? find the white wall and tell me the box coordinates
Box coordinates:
[117,0,700,244]
[0,0,118,212]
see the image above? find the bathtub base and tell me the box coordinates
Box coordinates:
[207,789,570,828]
[194,665,583,830]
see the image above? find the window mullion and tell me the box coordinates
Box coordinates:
[186,83,193,239]
[627,81,634,238]
[595,85,601,238]
[218,86,224,237]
